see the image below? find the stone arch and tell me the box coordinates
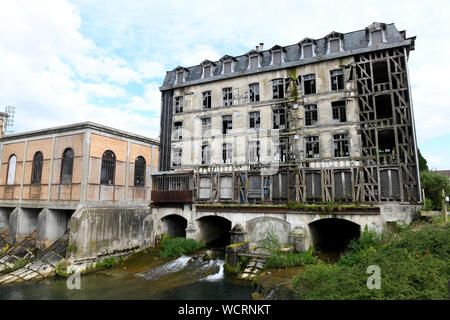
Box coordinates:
[160,214,188,238]
[308,217,360,252]
[196,215,232,247]
[246,216,291,246]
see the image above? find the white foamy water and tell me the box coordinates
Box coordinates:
[200,259,224,282]
[137,255,192,280]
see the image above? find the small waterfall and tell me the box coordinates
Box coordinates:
[137,255,192,280]
[200,259,224,282]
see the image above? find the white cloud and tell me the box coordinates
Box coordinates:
[125,83,161,113]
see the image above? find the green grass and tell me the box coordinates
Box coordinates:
[265,250,316,270]
[292,220,450,300]
[159,236,204,259]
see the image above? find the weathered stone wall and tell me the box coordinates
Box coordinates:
[68,207,152,262]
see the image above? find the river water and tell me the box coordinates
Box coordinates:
[0,250,254,300]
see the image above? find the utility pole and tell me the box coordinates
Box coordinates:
[442,189,448,222]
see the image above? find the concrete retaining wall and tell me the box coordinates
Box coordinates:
[68,207,152,262]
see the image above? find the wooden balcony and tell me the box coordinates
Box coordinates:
[151,190,193,203]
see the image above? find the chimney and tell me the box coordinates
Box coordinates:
[255,45,259,51]
[259,42,264,50]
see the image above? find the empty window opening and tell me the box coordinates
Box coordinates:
[61,148,74,185]
[202,91,211,109]
[31,151,43,185]
[202,117,211,138]
[223,87,233,106]
[330,69,344,91]
[303,74,316,95]
[306,136,320,159]
[309,218,360,253]
[222,115,232,134]
[273,108,287,129]
[249,83,260,102]
[332,101,347,123]
[373,61,389,84]
[174,96,183,113]
[201,144,210,165]
[134,156,146,187]
[6,155,16,185]
[375,94,393,119]
[173,121,183,140]
[272,79,285,99]
[273,138,288,162]
[248,141,260,163]
[333,134,350,157]
[305,105,318,126]
[303,44,313,58]
[249,111,260,129]
[378,129,396,163]
[172,148,182,167]
[100,150,116,185]
[222,143,232,164]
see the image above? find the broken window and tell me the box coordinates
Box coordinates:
[375,94,393,119]
[380,169,400,199]
[273,108,287,129]
[332,101,347,123]
[6,155,16,185]
[248,141,260,163]
[250,55,258,69]
[378,129,396,164]
[173,121,183,140]
[60,148,74,185]
[201,144,210,165]
[306,172,321,200]
[329,39,340,53]
[373,61,389,84]
[334,171,352,200]
[303,44,313,58]
[134,156,146,187]
[330,69,344,91]
[273,138,288,162]
[306,136,320,159]
[222,143,232,164]
[249,83,260,102]
[272,78,285,99]
[304,105,318,126]
[31,151,43,185]
[273,50,282,65]
[371,30,382,45]
[172,148,182,167]
[333,134,350,157]
[174,96,183,113]
[303,74,316,95]
[249,111,260,130]
[202,91,211,109]
[224,61,232,74]
[100,150,116,185]
[222,115,232,134]
[223,87,233,106]
[201,117,211,138]
[203,65,211,78]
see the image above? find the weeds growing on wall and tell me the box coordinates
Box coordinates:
[159,236,204,259]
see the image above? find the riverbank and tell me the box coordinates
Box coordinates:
[252,217,449,300]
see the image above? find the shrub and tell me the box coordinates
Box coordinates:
[159,237,204,259]
[265,250,316,270]
[420,171,450,210]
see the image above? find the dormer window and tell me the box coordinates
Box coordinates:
[365,22,387,46]
[200,60,216,79]
[324,32,344,54]
[174,66,187,84]
[299,38,316,59]
[247,49,262,70]
[371,30,382,45]
[220,55,236,75]
[270,45,285,66]
[250,55,258,69]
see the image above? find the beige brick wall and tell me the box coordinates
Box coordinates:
[90,133,127,162]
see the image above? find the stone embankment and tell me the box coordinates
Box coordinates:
[0,232,68,285]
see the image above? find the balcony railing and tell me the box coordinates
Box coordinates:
[151,170,194,204]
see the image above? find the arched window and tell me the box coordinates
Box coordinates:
[100,150,115,185]
[61,148,74,185]
[6,155,16,185]
[31,151,43,185]
[134,156,146,187]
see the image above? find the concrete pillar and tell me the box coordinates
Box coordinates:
[36,208,72,249]
[8,207,39,244]
[0,207,13,232]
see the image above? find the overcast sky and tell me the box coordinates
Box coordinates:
[0,0,449,169]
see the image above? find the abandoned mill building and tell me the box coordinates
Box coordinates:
[152,22,420,251]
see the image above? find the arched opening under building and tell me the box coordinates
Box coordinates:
[197,216,231,248]
[309,218,360,254]
[161,214,187,238]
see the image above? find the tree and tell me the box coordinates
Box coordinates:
[420,171,450,210]
[418,148,429,172]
